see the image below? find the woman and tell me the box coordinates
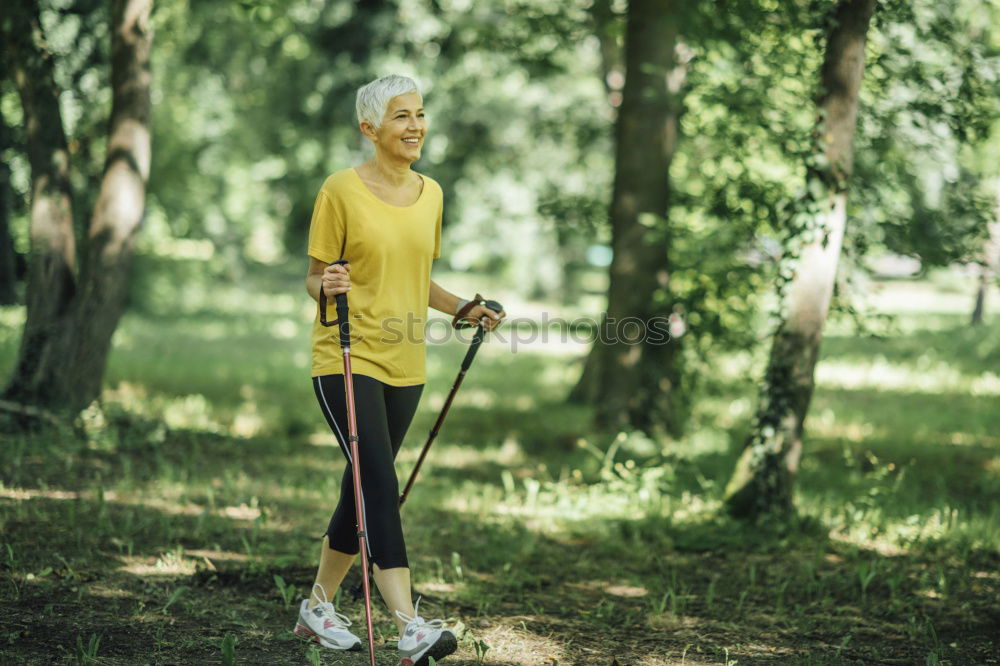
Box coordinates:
[293,75,505,666]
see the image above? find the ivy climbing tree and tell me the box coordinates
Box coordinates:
[724,0,879,519]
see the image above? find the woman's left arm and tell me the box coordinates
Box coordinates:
[429,280,462,316]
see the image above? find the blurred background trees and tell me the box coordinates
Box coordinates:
[2,0,998,516]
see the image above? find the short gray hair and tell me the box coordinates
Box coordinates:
[355,75,421,129]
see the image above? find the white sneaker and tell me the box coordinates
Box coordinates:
[293,583,362,651]
[396,598,458,666]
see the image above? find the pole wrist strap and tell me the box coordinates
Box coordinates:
[452,293,485,329]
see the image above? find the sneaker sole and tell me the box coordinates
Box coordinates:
[400,632,459,666]
[294,621,362,651]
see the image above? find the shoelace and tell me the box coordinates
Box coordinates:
[311,583,353,628]
[395,596,445,630]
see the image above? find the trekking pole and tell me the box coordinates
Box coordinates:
[399,295,504,508]
[319,259,376,666]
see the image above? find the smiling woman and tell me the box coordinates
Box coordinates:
[293,74,504,666]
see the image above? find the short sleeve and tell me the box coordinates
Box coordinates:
[433,200,442,259]
[307,190,345,263]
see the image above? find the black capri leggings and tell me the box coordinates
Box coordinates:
[313,373,423,570]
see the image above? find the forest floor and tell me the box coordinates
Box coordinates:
[1,271,998,665]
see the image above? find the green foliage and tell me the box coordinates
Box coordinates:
[273,574,297,609]
[220,633,237,665]
[856,560,877,601]
[472,636,491,665]
[73,633,100,666]
[852,0,999,268]
[161,585,187,614]
[138,0,615,303]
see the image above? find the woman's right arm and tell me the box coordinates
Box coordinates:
[305,257,351,303]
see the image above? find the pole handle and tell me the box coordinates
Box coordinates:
[319,260,351,349]
[454,295,504,330]
[459,298,501,368]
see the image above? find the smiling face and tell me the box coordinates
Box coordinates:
[362,92,427,164]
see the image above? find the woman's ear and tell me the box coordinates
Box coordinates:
[359,121,377,141]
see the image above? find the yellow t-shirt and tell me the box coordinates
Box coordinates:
[307,167,443,386]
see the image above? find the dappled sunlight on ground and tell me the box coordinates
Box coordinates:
[399,437,525,470]
[85,584,135,599]
[103,381,278,438]
[568,580,649,598]
[439,466,720,531]
[816,358,1000,396]
[864,279,999,317]
[807,412,882,442]
[185,548,251,564]
[121,551,199,577]
[1,485,265,523]
[471,621,568,665]
[0,488,79,501]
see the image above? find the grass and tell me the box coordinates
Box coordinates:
[0,269,998,664]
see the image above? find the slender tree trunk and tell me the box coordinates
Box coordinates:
[0,186,16,305]
[568,0,685,435]
[971,272,986,324]
[3,0,153,414]
[970,181,1000,325]
[0,105,20,305]
[724,0,877,519]
[2,2,78,396]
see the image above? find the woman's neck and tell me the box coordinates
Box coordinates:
[365,154,412,187]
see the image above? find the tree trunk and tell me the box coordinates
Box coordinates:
[725,0,877,519]
[3,0,153,414]
[2,1,78,394]
[970,181,1000,326]
[62,0,153,407]
[0,105,20,305]
[568,0,685,436]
